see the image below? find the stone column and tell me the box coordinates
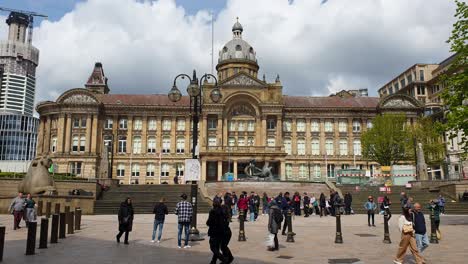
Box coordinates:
[156,117,162,152]
[276,116,283,146]
[201,160,207,182]
[171,117,176,153]
[291,118,297,155]
[334,118,339,156]
[185,117,190,152]
[200,115,207,149]
[223,118,228,147]
[306,118,311,155]
[112,116,118,153]
[36,117,45,154]
[280,160,286,181]
[348,117,354,156]
[233,160,238,180]
[64,114,72,153]
[127,116,133,154]
[57,114,66,153]
[261,115,267,146]
[85,115,92,153]
[217,115,223,147]
[90,115,98,153]
[141,116,147,153]
[319,118,325,156]
[217,160,223,181]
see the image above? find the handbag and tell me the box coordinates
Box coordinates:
[265,232,275,248]
[436,229,442,240]
[402,223,414,234]
[122,216,130,224]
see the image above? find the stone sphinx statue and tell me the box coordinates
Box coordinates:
[18,156,57,195]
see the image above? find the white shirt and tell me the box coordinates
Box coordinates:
[398,215,413,233]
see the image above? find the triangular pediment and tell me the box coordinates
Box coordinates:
[220,72,265,87]
[57,88,100,105]
[378,94,423,110]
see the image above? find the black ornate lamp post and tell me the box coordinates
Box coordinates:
[335,204,343,243]
[168,70,222,241]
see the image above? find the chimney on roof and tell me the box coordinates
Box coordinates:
[85,62,110,94]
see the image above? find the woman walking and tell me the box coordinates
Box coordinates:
[319,193,327,217]
[207,200,230,264]
[364,196,377,227]
[116,197,134,245]
[292,192,301,216]
[393,207,424,264]
[24,194,36,227]
[151,197,168,243]
[262,192,270,215]
[237,194,248,221]
[267,200,283,251]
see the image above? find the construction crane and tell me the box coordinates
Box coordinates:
[0,7,48,44]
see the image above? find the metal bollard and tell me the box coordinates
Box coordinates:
[50,214,59,244]
[64,206,70,215]
[383,210,391,244]
[26,222,37,255]
[430,208,438,244]
[54,203,61,215]
[59,213,66,239]
[0,226,5,262]
[335,205,343,244]
[45,201,52,218]
[238,210,246,241]
[37,201,43,217]
[286,210,295,242]
[75,208,82,231]
[38,218,48,249]
[68,212,74,235]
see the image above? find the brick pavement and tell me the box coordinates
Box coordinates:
[0,213,467,264]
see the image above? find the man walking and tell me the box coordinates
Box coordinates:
[281,192,291,235]
[413,203,429,253]
[303,192,310,217]
[175,193,193,248]
[9,192,25,230]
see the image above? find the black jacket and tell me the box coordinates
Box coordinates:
[153,202,168,221]
[206,206,229,237]
[413,212,426,235]
[118,202,134,232]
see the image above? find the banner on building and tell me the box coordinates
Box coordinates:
[184,159,201,182]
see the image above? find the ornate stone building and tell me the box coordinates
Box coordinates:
[35,21,423,184]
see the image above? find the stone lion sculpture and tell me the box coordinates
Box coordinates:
[18,156,57,195]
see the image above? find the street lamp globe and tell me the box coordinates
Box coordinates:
[187,82,201,97]
[210,88,222,103]
[168,85,182,102]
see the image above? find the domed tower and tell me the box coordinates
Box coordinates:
[216,18,259,82]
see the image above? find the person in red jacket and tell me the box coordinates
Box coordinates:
[237,193,249,221]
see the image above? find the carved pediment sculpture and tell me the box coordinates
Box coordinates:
[223,74,264,87]
[63,94,99,104]
[381,98,417,108]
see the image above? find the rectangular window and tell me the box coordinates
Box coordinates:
[247,120,255,131]
[79,136,86,152]
[267,137,275,147]
[176,163,184,177]
[69,162,82,176]
[325,139,334,156]
[148,118,157,131]
[352,120,361,133]
[119,119,128,129]
[228,137,236,146]
[311,139,320,155]
[419,69,424,81]
[286,164,293,179]
[284,139,292,155]
[297,139,306,155]
[162,119,171,131]
[238,121,245,131]
[176,137,185,153]
[417,85,425,95]
[146,163,155,177]
[327,164,335,178]
[247,137,255,146]
[147,137,156,153]
[72,136,79,152]
[367,120,373,129]
[267,119,276,130]
[208,118,217,130]
[324,120,333,132]
[297,119,306,132]
[338,120,347,133]
[238,137,245,146]
[339,139,348,156]
[104,119,113,129]
[400,79,406,88]
[407,74,412,84]
[131,163,140,177]
[353,139,362,156]
[313,164,321,178]
[177,118,185,131]
[299,164,308,178]
[118,136,127,153]
[132,136,141,154]
[162,137,171,153]
[208,136,217,147]
[283,119,292,132]
[311,120,319,132]
[117,163,125,177]
[73,118,81,128]
[229,121,236,131]
[161,163,169,177]
[51,137,57,153]
[133,119,142,130]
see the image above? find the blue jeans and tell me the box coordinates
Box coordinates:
[152,219,164,241]
[178,222,190,247]
[415,233,429,253]
[263,205,269,215]
[250,211,255,222]
[232,204,238,216]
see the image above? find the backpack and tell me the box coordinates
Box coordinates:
[294,196,300,202]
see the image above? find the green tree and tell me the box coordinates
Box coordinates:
[441,0,468,154]
[362,113,412,166]
[409,117,446,165]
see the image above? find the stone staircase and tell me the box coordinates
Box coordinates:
[94,185,212,215]
[337,185,468,215]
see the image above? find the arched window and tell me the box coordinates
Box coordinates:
[249,47,254,54]
[223,46,228,52]
[235,45,242,51]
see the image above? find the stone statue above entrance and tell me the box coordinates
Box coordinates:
[244,159,273,180]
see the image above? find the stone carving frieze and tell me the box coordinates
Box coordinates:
[381,98,416,108]
[63,94,98,104]
[230,104,256,117]
[223,74,263,86]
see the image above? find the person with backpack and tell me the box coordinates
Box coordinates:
[364,196,377,227]
[292,192,301,216]
[393,207,424,264]
[267,200,283,251]
[151,197,168,243]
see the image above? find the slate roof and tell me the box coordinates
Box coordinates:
[97,94,190,106]
[283,96,379,109]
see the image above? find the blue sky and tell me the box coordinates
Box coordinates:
[1,0,227,22]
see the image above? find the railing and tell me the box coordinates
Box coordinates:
[204,146,284,153]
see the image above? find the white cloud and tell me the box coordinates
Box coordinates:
[0,0,457,104]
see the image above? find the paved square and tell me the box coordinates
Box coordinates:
[1,213,467,263]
